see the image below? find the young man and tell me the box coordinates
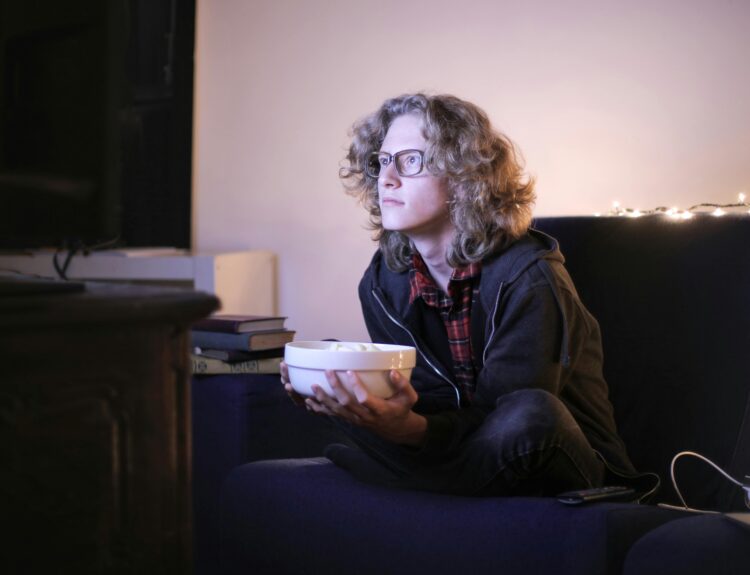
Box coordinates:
[281,93,649,497]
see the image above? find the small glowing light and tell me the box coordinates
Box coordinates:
[594,212,602,217]
[598,197,745,220]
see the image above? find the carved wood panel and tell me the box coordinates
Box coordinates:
[0,288,216,574]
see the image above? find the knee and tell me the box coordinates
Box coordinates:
[467,390,600,493]
[481,388,578,446]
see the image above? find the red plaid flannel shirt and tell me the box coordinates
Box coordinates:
[409,253,482,397]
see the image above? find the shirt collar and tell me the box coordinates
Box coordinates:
[408,252,481,304]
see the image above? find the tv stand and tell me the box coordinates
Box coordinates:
[1,281,219,573]
[0,272,85,296]
[0,249,276,315]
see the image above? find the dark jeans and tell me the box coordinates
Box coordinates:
[325,388,605,496]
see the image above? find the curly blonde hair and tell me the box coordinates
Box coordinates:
[340,93,536,272]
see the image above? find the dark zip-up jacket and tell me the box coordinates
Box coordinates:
[359,228,637,475]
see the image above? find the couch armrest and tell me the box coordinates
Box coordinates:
[191,373,342,573]
[623,514,750,574]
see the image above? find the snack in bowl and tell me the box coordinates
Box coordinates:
[284,341,417,398]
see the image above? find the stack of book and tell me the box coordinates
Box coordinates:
[190,314,295,375]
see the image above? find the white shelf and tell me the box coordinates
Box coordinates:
[0,249,277,315]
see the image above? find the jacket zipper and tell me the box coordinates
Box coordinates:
[482,281,504,365]
[372,289,462,408]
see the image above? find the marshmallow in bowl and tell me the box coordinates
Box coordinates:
[327,342,381,352]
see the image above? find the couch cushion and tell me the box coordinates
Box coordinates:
[219,458,689,575]
[623,514,750,575]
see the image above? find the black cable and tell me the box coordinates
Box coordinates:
[53,242,81,280]
[52,236,121,280]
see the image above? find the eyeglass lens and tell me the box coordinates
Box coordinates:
[366,150,423,177]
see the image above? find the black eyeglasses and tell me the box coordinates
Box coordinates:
[365,149,425,178]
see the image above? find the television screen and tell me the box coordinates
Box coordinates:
[0,1,121,249]
[0,0,193,251]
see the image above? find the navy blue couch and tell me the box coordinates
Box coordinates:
[193,216,750,574]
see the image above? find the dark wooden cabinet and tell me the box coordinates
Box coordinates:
[0,281,218,573]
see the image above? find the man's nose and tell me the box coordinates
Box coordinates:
[379,160,400,187]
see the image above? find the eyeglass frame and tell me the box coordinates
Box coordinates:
[365,149,426,178]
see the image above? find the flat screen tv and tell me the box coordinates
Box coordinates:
[0,0,193,251]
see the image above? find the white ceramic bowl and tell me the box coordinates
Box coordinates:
[284,341,416,398]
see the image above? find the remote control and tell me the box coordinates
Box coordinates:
[557,485,636,505]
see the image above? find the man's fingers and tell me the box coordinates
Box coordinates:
[326,370,354,405]
[347,371,371,404]
[390,369,403,390]
[390,370,418,404]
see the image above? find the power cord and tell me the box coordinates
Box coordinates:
[52,236,121,280]
[662,451,750,514]
[53,241,83,280]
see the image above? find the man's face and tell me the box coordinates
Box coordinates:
[378,114,453,242]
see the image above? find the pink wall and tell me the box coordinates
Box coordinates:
[194,0,750,341]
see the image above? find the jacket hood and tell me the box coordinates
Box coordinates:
[362,228,564,315]
[473,228,564,310]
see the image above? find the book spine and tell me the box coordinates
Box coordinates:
[191,355,281,375]
[191,320,243,333]
[191,330,249,351]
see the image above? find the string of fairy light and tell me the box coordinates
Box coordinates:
[594,193,750,219]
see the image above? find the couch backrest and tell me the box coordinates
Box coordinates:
[535,215,750,511]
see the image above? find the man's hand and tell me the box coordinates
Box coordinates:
[306,369,428,447]
[280,360,306,407]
